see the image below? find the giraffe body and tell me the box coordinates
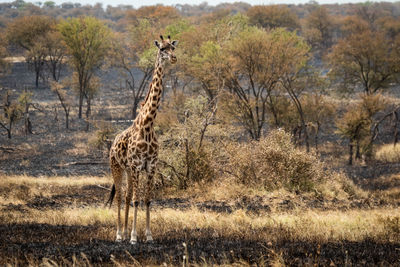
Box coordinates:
[108,35,178,244]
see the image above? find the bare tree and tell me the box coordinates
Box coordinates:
[51,81,72,129]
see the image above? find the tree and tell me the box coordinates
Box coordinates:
[247,5,299,31]
[125,5,179,29]
[336,94,385,165]
[51,80,72,129]
[377,16,400,40]
[220,28,310,141]
[163,19,195,96]
[158,95,218,189]
[354,2,387,28]
[58,16,111,119]
[42,30,67,82]
[18,90,33,135]
[177,14,248,100]
[185,40,225,100]
[340,15,370,37]
[0,90,23,139]
[303,6,335,52]
[277,30,312,152]
[328,29,399,95]
[109,21,155,119]
[301,93,336,152]
[6,15,55,88]
[222,28,279,140]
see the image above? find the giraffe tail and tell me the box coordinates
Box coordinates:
[105,184,116,208]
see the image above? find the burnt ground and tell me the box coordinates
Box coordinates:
[0,183,400,266]
[1,223,399,266]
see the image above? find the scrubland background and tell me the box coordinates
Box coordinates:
[0,1,400,266]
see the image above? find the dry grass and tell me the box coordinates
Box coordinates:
[1,175,400,266]
[0,174,109,187]
[0,174,110,205]
[0,175,396,243]
[2,204,400,243]
[375,143,400,163]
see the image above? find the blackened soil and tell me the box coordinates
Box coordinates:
[0,184,110,210]
[0,223,399,266]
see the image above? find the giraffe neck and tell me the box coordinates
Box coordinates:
[137,51,164,129]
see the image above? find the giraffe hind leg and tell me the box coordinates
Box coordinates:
[130,168,140,244]
[110,159,124,242]
[124,169,133,240]
[144,168,155,243]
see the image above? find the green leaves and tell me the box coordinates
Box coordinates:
[164,19,194,39]
[138,47,157,70]
[58,17,111,72]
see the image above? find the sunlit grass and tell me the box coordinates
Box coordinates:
[2,204,399,243]
[0,174,110,187]
[376,143,400,163]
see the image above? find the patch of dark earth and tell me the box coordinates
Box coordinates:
[2,196,397,217]
[0,224,399,266]
[2,193,398,215]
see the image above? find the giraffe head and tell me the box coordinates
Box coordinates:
[154,35,178,64]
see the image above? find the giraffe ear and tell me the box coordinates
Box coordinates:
[154,40,161,49]
[171,40,179,47]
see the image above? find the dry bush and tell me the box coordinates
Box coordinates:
[226,129,360,197]
[158,95,222,189]
[227,129,324,192]
[375,143,400,163]
[88,121,117,155]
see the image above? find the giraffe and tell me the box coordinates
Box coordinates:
[107,35,178,244]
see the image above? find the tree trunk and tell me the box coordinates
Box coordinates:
[132,98,139,120]
[24,117,32,135]
[7,121,12,139]
[183,138,189,190]
[35,71,39,88]
[85,97,91,132]
[315,123,320,153]
[24,103,32,135]
[303,122,310,153]
[65,111,69,129]
[355,140,361,160]
[78,91,83,119]
[393,111,399,146]
[348,142,353,165]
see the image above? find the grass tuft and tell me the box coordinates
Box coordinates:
[375,143,400,163]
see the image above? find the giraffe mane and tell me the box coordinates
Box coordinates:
[141,82,152,107]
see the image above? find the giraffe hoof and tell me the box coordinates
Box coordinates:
[115,237,123,243]
[146,236,153,243]
[130,239,138,245]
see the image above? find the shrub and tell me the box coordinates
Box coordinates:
[227,129,325,192]
[375,144,400,163]
[379,216,400,241]
[88,121,117,155]
[158,95,218,189]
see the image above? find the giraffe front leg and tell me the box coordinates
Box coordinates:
[130,200,138,244]
[130,169,139,245]
[144,169,155,243]
[145,201,153,242]
[124,171,133,240]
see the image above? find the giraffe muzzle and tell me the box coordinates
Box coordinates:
[170,56,177,64]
